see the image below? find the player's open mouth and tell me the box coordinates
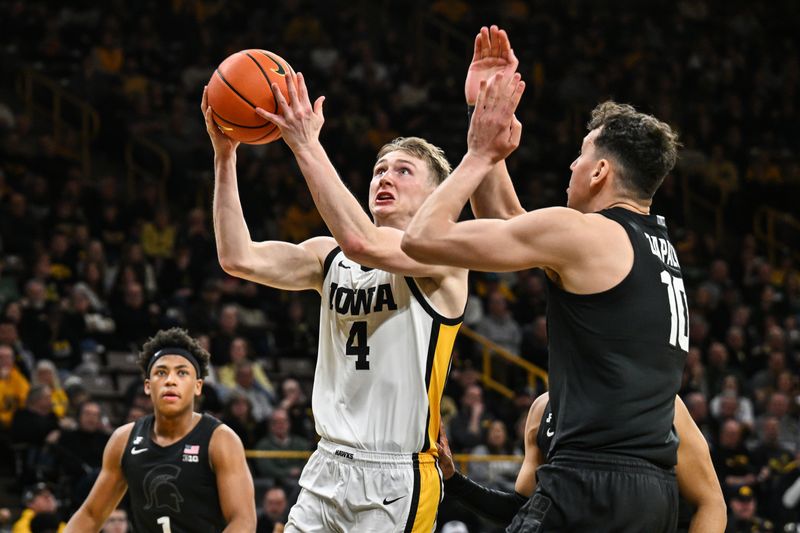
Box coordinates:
[162,391,180,400]
[375,191,394,205]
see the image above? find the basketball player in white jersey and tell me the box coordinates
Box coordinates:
[203,26,519,533]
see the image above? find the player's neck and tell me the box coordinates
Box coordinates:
[373,213,409,231]
[604,200,650,214]
[152,409,200,445]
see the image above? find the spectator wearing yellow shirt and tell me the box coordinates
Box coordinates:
[278,194,324,243]
[140,209,176,261]
[218,337,275,399]
[32,360,68,419]
[12,483,65,533]
[92,32,123,75]
[0,343,29,429]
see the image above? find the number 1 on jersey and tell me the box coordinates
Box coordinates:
[346,321,371,370]
[157,516,172,533]
[660,270,689,350]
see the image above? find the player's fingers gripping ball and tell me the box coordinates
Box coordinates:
[207,49,294,144]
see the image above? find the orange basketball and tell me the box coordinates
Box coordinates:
[207,49,294,145]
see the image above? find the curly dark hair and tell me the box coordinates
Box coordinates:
[588,101,679,200]
[137,327,210,379]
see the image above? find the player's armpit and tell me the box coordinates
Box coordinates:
[223,236,336,293]
[210,425,257,532]
[403,207,590,273]
[674,397,727,533]
[64,424,131,532]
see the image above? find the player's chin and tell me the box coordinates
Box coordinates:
[371,203,395,219]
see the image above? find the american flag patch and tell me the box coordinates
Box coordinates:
[184,444,200,455]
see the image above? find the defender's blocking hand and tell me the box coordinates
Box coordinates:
[468,71,525,163]
[465,25,519,106]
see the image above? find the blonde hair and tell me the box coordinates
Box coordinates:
[376,137,452,185]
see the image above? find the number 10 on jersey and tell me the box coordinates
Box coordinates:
[660,271,689,351]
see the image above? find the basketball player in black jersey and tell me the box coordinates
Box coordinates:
[437,393,726,532]
[65,328,256,533]
[403,68,689,530]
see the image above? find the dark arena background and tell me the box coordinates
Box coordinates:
[1,1,800,531]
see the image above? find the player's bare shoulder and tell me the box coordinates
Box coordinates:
[301,236,338,261]
[105,422,136,465]
[209,423,246,462]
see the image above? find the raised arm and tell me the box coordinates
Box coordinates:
[674,396,727,533]
[210,425,257,532]
[465,25,525,220]
[64,424,131,532]
[255,72,455,279]
[203,88,334,292]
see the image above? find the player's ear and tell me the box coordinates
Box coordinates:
[143,379,151,395]
[589,159,610,189]
[195,378,203,397]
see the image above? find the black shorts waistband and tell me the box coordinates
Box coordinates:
[550,450,675,480]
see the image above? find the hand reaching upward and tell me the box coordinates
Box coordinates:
[465,25,519,106]
[468,71,525,164]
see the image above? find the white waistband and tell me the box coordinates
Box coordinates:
[315,439,435,468]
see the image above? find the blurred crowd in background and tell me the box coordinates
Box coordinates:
[1,0,799,531]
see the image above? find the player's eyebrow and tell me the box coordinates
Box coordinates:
[373,158,418,170]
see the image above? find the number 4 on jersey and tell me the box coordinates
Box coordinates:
[660,271,689,351]
[346,321,371,370]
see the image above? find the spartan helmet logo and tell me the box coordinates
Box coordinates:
[143,464,184,513]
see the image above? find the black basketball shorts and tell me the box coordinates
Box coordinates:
[507,450,678,533]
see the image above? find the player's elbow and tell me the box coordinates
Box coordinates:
[340,234,385,265]
[218,251,252,278]
[697,493,728,529]
[339,234,368,259]
[218,254,242,276]
[401,231,437,263]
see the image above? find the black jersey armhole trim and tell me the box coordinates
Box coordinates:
[121,415,150,470]
[322,246,341,279]
[403,276,463,325]
[547,208,639,300]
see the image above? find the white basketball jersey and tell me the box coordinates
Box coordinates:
[313,248,462,454]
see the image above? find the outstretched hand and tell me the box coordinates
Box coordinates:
[256,70,325,152]
[468,71,525,164]
[201,86,240,158]
[465,25,519,106]
[436,420,456,480]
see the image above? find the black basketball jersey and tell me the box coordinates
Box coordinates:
[545,207,687,468]
[536,401,554,458]
[121,413,226,533]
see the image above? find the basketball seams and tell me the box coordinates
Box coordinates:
[211,108,272,130]
[214,68,259,110]
[213,113,279,143]
[208,49,291,144]
[244,52,279,115]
